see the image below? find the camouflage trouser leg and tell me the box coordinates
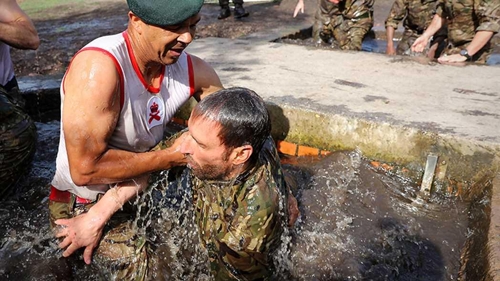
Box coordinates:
[0,85,37,196]
[332,16,373,51]
[49,197,148,281]
[312,0,335,44]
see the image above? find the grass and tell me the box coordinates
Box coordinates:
[19,0,121,20]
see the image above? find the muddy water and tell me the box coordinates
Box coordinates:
[0,121,474,280]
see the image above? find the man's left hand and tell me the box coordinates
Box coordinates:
[54,210,105,264]
[438,54,467,64]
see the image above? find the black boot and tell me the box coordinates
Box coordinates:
[218,6,231,20]
[233,5,249,19]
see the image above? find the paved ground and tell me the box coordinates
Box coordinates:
[17,0,500,146]
[184,36,500,144]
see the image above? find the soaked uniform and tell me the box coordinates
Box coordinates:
[385,0,448,56]
[49,31,195,280]
[0,42,37,196]
[436,0,500,63]
[192,138,290,280]
[314,0,374,50]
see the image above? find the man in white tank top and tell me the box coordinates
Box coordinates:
[0,0,40,195]
[49,0,223,278]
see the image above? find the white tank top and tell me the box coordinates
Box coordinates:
[0,42,15,87]
[52,32,195,200]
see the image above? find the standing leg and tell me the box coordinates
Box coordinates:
[233,0,249,19]
[218,0,231,20]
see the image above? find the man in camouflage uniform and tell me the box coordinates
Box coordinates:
[385,0,447,57]
[179,87,297,280]
[0,0,40,195]
[411,0,500,63]
[313,0,374,50]
[0,85,37,195]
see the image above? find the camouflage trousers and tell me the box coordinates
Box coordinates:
[0,82,37,196]
[313,11,373,51]
[49,191,148,281]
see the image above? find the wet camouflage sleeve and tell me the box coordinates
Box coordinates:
[477,0,500,33]
[0,85,37,195]
[385,0,408,29]
[386,0,439,30]
[436,0,499,57]
[192,138,288,280]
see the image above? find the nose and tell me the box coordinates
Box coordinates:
[179,134,192,155]
[178,29,194,45]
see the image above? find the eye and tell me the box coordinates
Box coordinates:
[163,24,183,32]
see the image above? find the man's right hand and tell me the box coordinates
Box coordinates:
[411,36,429,53]
[293,0,304,17]
[54,209,106,264]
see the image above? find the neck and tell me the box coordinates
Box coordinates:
[127,29,163,85]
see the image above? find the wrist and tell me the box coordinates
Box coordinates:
[460,49,472,61]
[86,205,110,227]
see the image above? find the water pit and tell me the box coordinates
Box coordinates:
[1,77,498,280]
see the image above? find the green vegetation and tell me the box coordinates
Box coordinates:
[19,0,106,19]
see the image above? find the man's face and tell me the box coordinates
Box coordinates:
[142,13,201,65]
[179,116,235,181]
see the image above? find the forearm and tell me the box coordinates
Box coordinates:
[465,30,494,56]
[0,21,39,50]
[386,26,395,46]
[420,14,444,40]
[69,146,184,186]
[86,176,149,223]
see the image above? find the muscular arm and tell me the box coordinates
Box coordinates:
[190,54,223,101]
[63,51,185,186]
[0,0,39,49]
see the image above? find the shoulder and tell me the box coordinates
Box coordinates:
[186,53,223,101]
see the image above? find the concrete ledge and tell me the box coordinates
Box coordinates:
[489,174,500,280]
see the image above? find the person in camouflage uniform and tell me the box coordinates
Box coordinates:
[311,0,374,50]
[411,0,500,63]
[0,85,37,196]
[0,0,40,195]
[384,0,448,57]
[179,87,297,280]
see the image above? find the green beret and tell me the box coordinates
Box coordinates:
[127,0,204,26]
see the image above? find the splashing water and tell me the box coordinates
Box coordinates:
[1,122,474,280]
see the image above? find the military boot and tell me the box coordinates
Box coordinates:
[218,6,231,20]
[233,5,249,19]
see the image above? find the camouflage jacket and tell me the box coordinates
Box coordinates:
[320,0,374,21]
[385,0,439,32]
[191,138,288,280]
[436,0,500,45]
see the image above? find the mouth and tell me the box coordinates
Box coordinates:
[169,48,183,58]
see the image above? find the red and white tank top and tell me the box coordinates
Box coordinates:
[52,31,195,200]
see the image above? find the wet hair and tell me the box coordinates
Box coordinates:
[191,87,271,162]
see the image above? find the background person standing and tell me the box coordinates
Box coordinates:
[218,0,250,19]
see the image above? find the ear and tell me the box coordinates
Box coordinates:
[128,12,143,33]
[231,145,253,165]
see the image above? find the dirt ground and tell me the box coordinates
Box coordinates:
[11,0,399,78]
[10,0,310,77]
